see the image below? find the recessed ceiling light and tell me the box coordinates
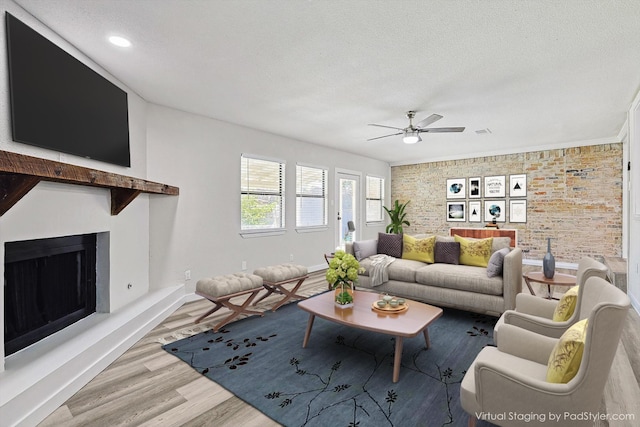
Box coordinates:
[108,36,131,48]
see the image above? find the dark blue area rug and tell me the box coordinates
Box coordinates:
[163,300,498,427]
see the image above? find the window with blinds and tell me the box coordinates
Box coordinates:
[241,155,285,231]
[366,175,385,222]
[296,164,327,228]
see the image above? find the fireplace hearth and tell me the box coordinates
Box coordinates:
[4,233,97,356]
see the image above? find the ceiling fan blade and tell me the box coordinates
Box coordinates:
[367,132,403,141]
[416,114,443,129]
[419,127,465,133]
[368,123,405,131]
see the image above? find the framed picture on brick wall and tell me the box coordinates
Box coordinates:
[446,178,465,199]
[484,175,505,198]
[484,200,506,223]
[469,177,481,198]
[468,201,482,222]
[509,174,527,197]
[510,199,527,223]
[447,202,466,222]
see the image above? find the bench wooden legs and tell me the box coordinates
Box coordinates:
[195,288,264,332]
[252,275,309,311]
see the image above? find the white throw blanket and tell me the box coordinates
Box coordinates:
[369,254,395,287]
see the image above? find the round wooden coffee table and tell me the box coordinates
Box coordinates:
[523,271,577,299]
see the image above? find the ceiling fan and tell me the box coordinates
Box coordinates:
[368,111,465,144]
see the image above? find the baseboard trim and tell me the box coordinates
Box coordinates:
[0,285,185,427]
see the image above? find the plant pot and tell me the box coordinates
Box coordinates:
[334,283,354,308]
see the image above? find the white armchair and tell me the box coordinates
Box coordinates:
[461,277,630,426]
[494,256,608,344]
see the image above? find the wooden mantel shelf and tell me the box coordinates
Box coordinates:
[0,150,179,216]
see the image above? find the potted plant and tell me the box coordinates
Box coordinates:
[325,250,363,308]
[384,200,410,234]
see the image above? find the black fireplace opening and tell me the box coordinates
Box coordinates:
[4,234,97,356]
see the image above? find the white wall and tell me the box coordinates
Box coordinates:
[146,104,390,294]
[0,1,151,367]
[627,90,640,313]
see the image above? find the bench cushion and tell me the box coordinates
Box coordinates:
[253,263,308,283]
[196,273,263,298]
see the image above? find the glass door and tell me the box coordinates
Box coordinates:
[336,172,360,250]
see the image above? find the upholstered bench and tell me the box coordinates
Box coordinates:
[195,273,264,332]
[252,263,309,311]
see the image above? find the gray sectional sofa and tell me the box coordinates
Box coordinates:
[345,235,523,316]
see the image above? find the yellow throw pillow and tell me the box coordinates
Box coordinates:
[454,235,493,267]
[552,286,579,321]
[546,319,588,383]
[402,235,436,263]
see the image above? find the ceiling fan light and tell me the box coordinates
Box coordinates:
[403,131,421,144]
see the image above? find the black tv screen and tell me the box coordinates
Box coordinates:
[5,12,130,167]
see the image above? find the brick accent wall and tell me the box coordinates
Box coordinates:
[391,143,623,264]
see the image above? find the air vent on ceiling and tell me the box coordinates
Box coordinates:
[475,128,492,134]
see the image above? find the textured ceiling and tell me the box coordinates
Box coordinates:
[12,0,640,165]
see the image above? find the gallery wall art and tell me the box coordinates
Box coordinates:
[443,174,527,223]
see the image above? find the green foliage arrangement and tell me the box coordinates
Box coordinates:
[325,250,362,288]
[384,200,411,234]
[326,250,363,305]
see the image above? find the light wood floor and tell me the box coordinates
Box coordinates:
[38,273,640,427]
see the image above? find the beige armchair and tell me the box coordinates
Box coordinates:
[494,256,608,344]
[461,277,630,426]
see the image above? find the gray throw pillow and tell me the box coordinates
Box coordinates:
[434,241,460,264]
[487,247,511,277]
[353,239,378,261]
[377,233,403,258]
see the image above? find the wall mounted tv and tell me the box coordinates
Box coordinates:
[5,12,131,167]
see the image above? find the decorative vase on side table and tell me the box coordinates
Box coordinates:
[543,237,556,279]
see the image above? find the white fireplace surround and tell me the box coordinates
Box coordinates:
[0,285,184,426]
[0,230,186,426]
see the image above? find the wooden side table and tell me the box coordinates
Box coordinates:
[523,271,577,299]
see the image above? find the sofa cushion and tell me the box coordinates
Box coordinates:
[415,263,504,295]
[402,234,436,263]
[436,235,455,243]
[359,257,425,282]
[434,241,460,264]
[455,236,512,253]
[491,237,512,253]
[353,239,378,261]
[487,247,511,277]
[454,235,493,267]
[377,232,403,258]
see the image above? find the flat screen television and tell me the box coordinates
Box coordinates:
[5,12,131,167]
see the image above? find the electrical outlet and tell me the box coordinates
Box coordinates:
[242,261,247,271]
[185,270,191,281]
[290,254,294,261]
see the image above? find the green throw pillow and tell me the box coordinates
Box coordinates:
[546,319,588,383]
[454,235,493,267]
[552,286,579,321]
[402,235,436,263]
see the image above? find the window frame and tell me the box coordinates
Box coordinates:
[240,154,286,236]
[295,163,329,231]
[366,175,385,224]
